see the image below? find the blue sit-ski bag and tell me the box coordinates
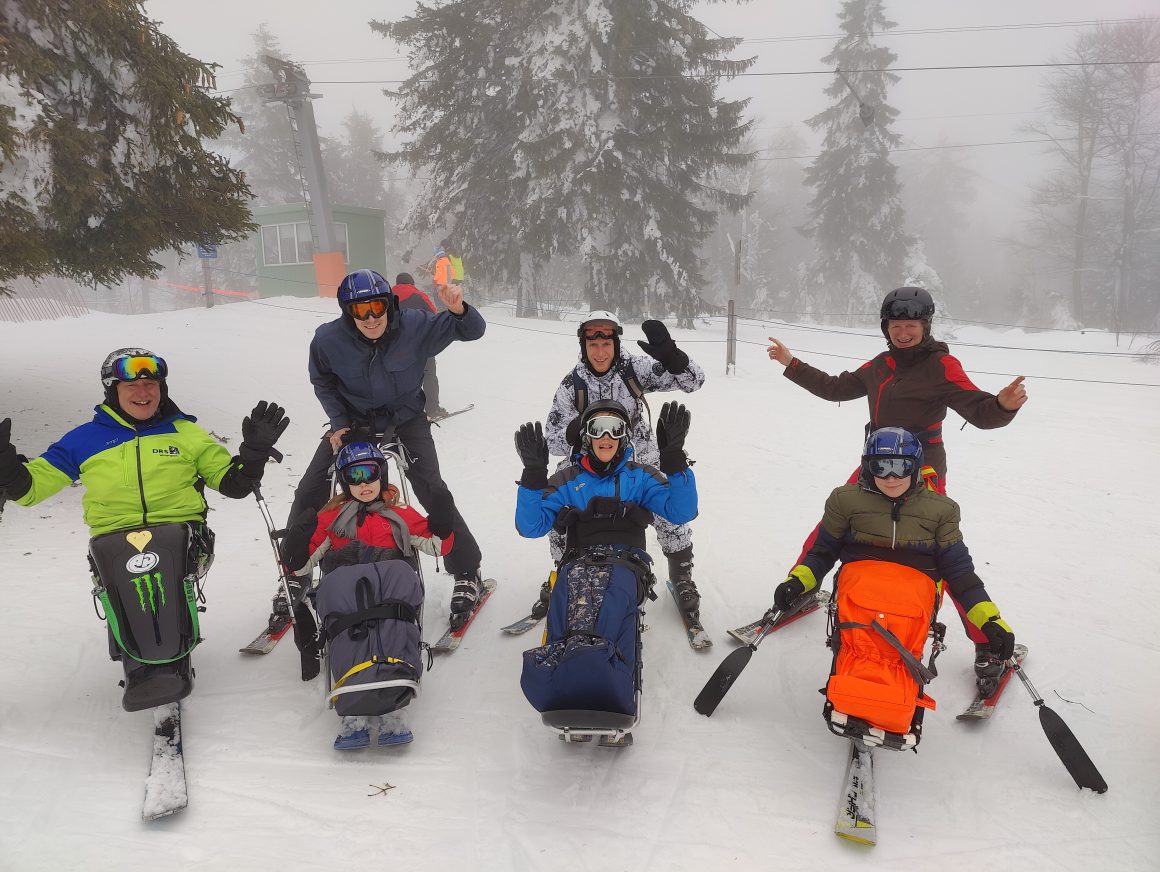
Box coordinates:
[520,547,652,716]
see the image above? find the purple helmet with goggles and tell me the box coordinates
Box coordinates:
[579,399,630,445]
[336,441,387,488]
[860,427,924,489]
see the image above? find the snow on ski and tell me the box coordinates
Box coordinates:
[666,579,712,649]
[834,740,877,846]
[957,644,1029,721]
[238,614,293,655]
[500,612,542,636]
[432,578,497,652]
[726,588,830,646]
[142,702,187,821]
[428,403,474,424]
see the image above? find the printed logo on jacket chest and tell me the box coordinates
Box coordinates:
[151,446,181,456]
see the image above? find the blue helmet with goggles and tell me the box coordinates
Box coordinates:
[338,269,396,323]
[336,441,387,489]
[860,427,923,491]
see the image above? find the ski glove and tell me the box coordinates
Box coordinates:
[773,577,806,612]
[0,418,31,497]
[981,617,1016,661]
[515,421,549,489]
[425,489,457,539]
[565,416,583,449]
[638,320,689,374]
[241,401,290,463]
[656,402,691,474]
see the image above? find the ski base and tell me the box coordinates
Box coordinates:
[500,613,542,635]
[727,588,830,646]
[142,702,187,821]
[429,404,474,423]
[432,578,497,652]
[957,644,1029,720]
[238,614,293,655]
[666,579,712,649]
[835,740,877,846]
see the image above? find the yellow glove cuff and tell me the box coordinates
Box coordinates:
[966,600,1011,634]
[788,565,817,594]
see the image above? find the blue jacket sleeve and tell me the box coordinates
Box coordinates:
[515,481,568,539]
[636,466,698,525]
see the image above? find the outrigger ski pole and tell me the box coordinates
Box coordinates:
[1009,660,1108,793]
[251,481,307,624]
[694,609,783,717]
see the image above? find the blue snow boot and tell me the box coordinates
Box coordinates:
[334,717,370,750]
[377,712,413,746]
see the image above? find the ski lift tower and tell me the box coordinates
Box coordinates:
[259,55,345,297]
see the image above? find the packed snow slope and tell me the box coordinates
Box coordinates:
[1,298,1157,871]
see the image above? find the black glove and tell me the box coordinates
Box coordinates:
[292,604,321,682]
[982,617,1016,661]
[656,401,691,474]
[425,489,456,539]
[637,320,689,374]
[565,416,583,449]
[241,401,290,463]
[0,418,32,497]
[515,421,549,489]
[552,505,579,533]
[773,578,806,612]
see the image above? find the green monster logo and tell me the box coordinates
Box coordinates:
[129,572,166,614]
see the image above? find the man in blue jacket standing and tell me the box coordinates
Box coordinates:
[285,269,486,629]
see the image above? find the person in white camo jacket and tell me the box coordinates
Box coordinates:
[534,311,706,621]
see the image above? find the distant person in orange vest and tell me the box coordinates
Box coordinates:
[432,241,454,295]
[394,272,450,420]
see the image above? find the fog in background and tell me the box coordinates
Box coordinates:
[140,0,1158,329]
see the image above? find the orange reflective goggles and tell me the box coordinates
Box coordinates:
[347,298,389,321]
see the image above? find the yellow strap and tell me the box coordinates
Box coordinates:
[333,655,416,691]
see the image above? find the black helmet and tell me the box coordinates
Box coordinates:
[394,272,416,286]
[577,400,630,470]
[880,286,934,340]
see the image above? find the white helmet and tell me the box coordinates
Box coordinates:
[577,310,623,337]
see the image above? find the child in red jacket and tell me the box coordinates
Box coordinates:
[299,441,455,749]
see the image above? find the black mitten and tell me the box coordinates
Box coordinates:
[425,489,456,539]
[0,418,32,496]
[637,320,689,374]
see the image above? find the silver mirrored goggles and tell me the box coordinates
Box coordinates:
[584,414,627,440]
[867,457,916,479]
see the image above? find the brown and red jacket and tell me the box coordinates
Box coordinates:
[783,337,1016,479]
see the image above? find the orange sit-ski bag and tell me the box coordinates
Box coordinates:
[826,560,939,734]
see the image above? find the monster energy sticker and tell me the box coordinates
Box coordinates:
[129,572,167,614]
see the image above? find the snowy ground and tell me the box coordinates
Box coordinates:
[1,298,1157,871]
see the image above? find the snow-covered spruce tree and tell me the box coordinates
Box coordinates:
[0,1,252,292]
[374,2,531,300]
[512,0,753,319]
[802,0,912,323]
[377,1,754,319]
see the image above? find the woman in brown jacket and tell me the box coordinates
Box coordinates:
[766,287,1028,691]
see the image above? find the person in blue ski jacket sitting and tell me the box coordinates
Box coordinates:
[514,399,697,551]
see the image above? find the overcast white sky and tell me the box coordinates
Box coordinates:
[145,0,1156,224]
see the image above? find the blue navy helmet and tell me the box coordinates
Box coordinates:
[335,441,388,491]
[880,286,935,340]
[860,427,923,488]
[337,269,392,305]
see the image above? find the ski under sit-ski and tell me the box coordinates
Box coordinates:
[142,702,187,821]
[432,578,497,652]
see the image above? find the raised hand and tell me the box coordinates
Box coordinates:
[0,417,30,493]
[514,422,550,490]
[656,402,691,474]
[997,376,1028,412]
[437,282,466,315]
[637,320,689,374]
[766,337,792,366]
